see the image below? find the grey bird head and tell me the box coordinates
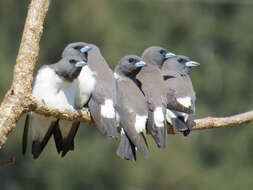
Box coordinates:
[142,46,176,69]
[50,55,87,82]
[61,42,92,61]
[115,55,147,79]
[163,55,200,74]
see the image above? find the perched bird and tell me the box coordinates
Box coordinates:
[137,46,176,148]
[23,55,88,159]
[62,42,118,138]
[114,55,148,161]
[162,55,200,136]
[54,44,93,157]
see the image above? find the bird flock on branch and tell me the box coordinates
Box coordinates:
[22,42,200,162]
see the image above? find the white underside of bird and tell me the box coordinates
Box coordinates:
[31,66,77,142]
[75,65,96,108]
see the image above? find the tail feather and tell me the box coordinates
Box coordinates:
[184,114,195,136]
[22,114,30,155]
[171,117,188,132]
[147,111,167,148]
[88,98,118,138]
[101,118,119,137]
[117,134,136,162]
[32,120,56,159]
[124,129,148,158]
[53,119,62,154]
[61,122,80,157]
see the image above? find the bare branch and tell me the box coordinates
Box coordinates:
[27,95,93,123]
[193,110,253,131]
[0,0,50,148]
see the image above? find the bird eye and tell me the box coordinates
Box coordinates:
[178,58,184,63]
[69,59,76,64]
[160,49,166,55]
[129,58,134,63]
[74,45,82,50]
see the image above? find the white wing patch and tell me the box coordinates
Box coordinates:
[154,107,165,128]
[166,109,177,124]
[75,65,96,108]
[176,97,192,108]
[114,72,120,80]
[135,115,147,133]
[101,99,116,119]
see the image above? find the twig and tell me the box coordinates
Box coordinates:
[0,157,15,168]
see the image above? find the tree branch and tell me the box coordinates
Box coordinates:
[27,95,92,123]
[0,0,51,148]
[0,0,252,150]
[193,110,253,130]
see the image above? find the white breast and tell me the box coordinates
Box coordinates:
[75,65,96,108]
[32,66,61,101]
[31,65,77,141]
[135,115,148,133]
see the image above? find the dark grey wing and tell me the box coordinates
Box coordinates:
[22,114,30,155]
[53,119,62,154]
[87,58,118,138]
[137,66,167,148]
[53,120,80,157]
[32,120,57,159]
[88,94,118,138]
[115,79,148,159]
[61,122,80,157]
[166,88,193,113]
[117,132,137,161]
[119,111,148,158]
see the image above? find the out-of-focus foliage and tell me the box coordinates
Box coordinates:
[0,0,253,189]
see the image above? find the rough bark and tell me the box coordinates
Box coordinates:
[0,0,253,149]
[0,0,51,148]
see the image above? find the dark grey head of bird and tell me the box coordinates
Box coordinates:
[51,55,87,82]
[163,55,200,74]
[142,46,176,69]
[61,42,92,62]
[115,55,147,79]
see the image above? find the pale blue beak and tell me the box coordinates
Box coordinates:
[185,60,200,67]
[165,52,176,59]
[80,45,92,53]
[75,61,87,67]
[135,61,147,68]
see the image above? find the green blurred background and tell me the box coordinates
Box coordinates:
[1,0,253,189]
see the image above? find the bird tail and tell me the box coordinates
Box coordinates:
[32,120,57,159]
[53,120,80,157]
[22,114,30,155]
[88,98,118,138]
[171,117,188,132]
[184,114,195,136]
[117,133,136,161]
[147,111,167,148]
[61,122,80,157]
